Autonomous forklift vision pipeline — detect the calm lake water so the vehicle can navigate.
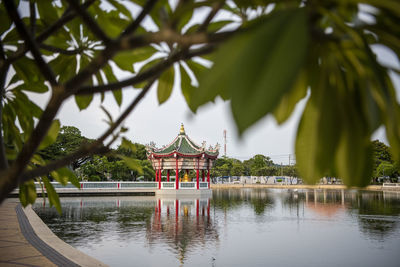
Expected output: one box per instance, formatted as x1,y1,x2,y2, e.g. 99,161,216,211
33,189,400,267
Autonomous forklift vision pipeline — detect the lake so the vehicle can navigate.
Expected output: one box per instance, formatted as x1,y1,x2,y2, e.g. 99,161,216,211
33,188,400,267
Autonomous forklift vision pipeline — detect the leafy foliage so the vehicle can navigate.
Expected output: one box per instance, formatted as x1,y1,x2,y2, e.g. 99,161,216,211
0,0,399,211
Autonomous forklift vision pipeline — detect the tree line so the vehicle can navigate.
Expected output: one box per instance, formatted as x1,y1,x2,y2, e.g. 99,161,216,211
39,126,154,181
42,126,398,183
212,140,400,183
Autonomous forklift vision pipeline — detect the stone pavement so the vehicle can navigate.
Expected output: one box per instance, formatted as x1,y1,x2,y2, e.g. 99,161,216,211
0,198,56,267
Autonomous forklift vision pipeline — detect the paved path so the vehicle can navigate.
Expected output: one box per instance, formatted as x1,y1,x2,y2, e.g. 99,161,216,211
1,199,107,267
0,199,56,267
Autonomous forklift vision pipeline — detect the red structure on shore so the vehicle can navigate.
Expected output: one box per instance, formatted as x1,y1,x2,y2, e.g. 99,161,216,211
146,124,219,190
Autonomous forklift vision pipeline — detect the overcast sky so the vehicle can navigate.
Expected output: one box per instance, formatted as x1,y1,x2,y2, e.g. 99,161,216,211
20,3,400,165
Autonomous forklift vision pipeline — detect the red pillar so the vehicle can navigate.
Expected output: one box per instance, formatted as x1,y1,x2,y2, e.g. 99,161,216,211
158,169,161,189
175,199,179,221
196,169,199,190
196,199,199,217
175,158,179,190
167,170,170,182
207,167,210,189
196,158,199,190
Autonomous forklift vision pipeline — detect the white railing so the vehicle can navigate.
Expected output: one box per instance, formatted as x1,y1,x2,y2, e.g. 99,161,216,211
161,182,175,189
383,183,400,187
31,181,210,190
199,182,208,188
179,182,196,189
34,181,158,190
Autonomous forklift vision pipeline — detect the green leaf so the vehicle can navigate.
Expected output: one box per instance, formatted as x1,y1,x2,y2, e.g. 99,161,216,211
134,58,163,88
175,4,194,32
121,137,137,152
39,120,60,150
31,154,46,165
100,106,113,124
273,71,308,124
195,9,308,134
14,82,49,94
112,89,122,106
90,7,129,38
113,46,157,72
42,176,61,214
103,64,118,83
335,129,373,187
120,155,143,174
295,61,343,184
186,60,208,80
95,71,104,85
295,97,338,184
180,64,196,111
0,5,12,35
43,31,70,50
3,28,20,44
51,168,80,188
108,0,133,19
49,55,77,83
157,66,175,104
19,180,37,207
75,94,93,110
13,57,42,83
37,1,59,25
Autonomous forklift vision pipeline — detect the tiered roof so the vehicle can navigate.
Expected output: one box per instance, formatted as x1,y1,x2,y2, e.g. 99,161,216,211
146,124,219,158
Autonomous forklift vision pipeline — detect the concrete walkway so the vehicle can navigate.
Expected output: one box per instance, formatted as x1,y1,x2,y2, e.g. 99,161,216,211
0,199,55,267
0,199,107,267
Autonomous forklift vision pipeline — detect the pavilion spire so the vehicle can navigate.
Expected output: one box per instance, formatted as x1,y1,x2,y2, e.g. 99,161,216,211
179,123,185,135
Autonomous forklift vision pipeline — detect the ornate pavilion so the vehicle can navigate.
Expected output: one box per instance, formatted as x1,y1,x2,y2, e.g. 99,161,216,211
146,124,219,190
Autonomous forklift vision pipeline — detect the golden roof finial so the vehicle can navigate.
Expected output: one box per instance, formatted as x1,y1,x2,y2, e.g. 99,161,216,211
179,123,185,135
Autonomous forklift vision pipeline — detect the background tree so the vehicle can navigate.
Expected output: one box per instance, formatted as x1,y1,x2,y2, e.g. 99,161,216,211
231,160,244,176
38,126,92,169
0,0,399,210
243,154,274,176
375,162,395,178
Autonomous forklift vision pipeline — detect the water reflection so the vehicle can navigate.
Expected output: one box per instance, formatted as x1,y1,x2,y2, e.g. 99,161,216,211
33,189,400,267
148,197,218,265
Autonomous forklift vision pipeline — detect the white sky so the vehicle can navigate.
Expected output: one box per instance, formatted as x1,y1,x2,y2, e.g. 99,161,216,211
17,3,400,165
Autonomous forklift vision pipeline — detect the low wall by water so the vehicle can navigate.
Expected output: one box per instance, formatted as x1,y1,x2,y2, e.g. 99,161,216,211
210,184,386,191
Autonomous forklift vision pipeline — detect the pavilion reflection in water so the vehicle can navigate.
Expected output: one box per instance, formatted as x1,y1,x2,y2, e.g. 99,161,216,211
147,196,218,265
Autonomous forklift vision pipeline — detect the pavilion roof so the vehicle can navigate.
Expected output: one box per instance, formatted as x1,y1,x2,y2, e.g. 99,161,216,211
146,124,219,158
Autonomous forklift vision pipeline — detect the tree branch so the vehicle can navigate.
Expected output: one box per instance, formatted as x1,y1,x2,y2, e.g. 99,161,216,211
0,41,9,171
119,29,236,51
37,0,96,43
63,0,159,92
20,145,110,183
121,0,158,37
4,0,58,86
6,0,96,65
39,44,82,55
75,45,215,95
197,1,224,32
66,0,111,45
29,1,36,36
99,78,157,143
19,79,156,183
0,87,65,203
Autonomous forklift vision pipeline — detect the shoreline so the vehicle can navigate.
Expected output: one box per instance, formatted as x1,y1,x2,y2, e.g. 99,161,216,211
0,199,108,267
210,184,391,191
22,204,108,267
